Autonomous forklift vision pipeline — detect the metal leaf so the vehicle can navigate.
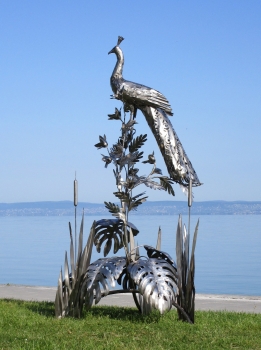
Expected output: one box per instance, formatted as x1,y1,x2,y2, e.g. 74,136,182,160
152,167,162,175
129,195,148,211
143,179,165,191
69,224,75,288
64,252,70,293
77,213,84,264
156,226,161,250
189,219,199,273
138,294,153,316
183,224,189,273
83,256,126,308
78,221,96,277
112,210,126,223
112,233,120,254
103,238,112,257
159,176,175,196
104,201,120,214
185,219,199,321
108,107,121,120
55,269,64,318
94,219,139,256
94,134,108,149
176,215,183,295
135,242,140,260
129,134,147,153
129,227,136,262
128,258,177,314
144,245,177,271
181,224,188,289
116,265,128,287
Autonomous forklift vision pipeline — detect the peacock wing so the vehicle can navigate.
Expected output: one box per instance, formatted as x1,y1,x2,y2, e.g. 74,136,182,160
120,80,173,116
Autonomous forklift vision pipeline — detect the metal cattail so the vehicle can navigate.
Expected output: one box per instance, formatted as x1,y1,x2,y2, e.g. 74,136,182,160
74,176,78,207
188,177,192,241
74,173,78,264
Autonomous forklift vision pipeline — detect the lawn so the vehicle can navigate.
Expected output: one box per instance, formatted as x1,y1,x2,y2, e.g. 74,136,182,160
0,299,260,349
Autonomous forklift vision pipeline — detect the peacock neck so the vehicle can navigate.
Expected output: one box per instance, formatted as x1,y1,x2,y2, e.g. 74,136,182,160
112,46,124,79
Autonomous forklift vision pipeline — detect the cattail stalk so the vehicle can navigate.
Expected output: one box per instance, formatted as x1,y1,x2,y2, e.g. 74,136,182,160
74,174,78,265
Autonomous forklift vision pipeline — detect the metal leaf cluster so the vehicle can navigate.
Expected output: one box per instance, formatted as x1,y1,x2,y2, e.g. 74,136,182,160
141,174,175,196
113,191,148,212
55,212,199,323
118,151,144,167
121,119,137,132
176,215,199,323
55,215,95,318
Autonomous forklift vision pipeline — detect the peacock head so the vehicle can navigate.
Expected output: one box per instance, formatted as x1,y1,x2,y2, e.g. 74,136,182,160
108,36,124,55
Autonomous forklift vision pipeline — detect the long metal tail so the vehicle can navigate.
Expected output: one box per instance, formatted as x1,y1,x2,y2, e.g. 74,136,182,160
140,106,201,187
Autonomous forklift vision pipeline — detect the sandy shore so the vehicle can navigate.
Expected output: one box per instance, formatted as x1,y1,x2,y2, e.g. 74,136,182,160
1,284,261,313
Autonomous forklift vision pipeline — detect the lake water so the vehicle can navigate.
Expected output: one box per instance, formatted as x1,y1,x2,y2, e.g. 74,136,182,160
0,215,260,296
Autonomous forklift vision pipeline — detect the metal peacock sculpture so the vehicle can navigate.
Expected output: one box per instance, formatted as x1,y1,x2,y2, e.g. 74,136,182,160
108,36,201,189
55,37,201,324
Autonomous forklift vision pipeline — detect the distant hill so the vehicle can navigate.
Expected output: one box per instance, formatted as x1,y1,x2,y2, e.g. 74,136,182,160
0,200,261,216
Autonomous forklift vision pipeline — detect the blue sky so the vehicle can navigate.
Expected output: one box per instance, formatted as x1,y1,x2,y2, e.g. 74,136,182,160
1,1,260,203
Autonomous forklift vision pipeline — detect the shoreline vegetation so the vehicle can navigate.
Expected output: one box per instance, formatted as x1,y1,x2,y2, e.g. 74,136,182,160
1,299,261,349
1,200,261,216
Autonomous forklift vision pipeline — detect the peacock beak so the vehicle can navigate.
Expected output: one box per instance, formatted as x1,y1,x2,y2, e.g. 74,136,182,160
108,47,115,55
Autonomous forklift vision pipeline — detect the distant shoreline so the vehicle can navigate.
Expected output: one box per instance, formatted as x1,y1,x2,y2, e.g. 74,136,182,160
1,200,261,216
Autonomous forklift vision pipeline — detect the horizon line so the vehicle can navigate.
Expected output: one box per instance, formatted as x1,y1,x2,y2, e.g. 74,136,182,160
1,199,261,205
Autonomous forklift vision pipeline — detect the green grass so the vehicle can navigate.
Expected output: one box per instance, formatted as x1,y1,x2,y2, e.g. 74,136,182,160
0,299,261,349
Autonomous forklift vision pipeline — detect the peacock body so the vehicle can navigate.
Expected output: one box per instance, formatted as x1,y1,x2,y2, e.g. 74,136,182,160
108,36,201,188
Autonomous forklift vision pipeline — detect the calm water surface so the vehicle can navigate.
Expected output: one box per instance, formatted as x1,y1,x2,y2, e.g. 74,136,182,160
0,215,260,295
